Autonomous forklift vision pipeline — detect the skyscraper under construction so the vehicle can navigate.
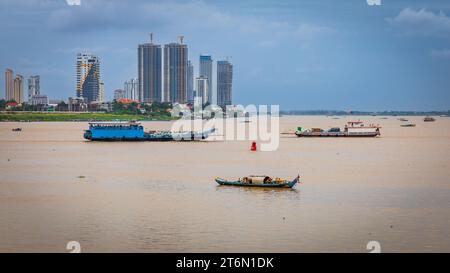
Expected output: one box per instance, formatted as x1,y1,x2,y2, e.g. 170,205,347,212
164,37,188,103
138,34,162,103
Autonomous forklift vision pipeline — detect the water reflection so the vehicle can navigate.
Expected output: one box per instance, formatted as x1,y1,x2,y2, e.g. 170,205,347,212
215,185,301,200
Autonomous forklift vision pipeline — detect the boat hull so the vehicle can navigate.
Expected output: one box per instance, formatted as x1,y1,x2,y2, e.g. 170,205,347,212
84,129,214,142
295,132,380,137
85,136,208,142
215,176,299,188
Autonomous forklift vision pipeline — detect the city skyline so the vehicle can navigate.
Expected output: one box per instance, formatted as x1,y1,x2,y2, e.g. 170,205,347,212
1,0,450,111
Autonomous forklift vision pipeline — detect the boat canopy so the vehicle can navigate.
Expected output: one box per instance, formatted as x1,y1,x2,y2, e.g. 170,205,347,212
348,121,363,125
328,127,341,132
88,121,141,127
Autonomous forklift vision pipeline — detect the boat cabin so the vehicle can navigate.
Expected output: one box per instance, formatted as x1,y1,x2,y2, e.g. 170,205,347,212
85,121,145,140
240,176,284,184
88,121,143,130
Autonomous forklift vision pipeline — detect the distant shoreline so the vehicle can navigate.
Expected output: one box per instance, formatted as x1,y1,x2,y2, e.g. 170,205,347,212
0,112,177,122
0,111,448,122
281,110,450,116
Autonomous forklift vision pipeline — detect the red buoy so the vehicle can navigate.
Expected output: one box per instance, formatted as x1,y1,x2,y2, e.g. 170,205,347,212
251,142,257,151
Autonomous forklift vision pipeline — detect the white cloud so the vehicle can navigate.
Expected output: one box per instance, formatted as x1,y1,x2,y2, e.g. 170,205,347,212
66,0,81,6
387,8,450,37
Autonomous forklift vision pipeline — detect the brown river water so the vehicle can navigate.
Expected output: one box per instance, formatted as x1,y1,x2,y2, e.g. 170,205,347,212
0,116,449,252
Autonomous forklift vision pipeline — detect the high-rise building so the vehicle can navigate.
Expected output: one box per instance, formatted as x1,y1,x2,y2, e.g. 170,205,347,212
28,75,40,102
187,60,194,103
195,76,209,105
217,60,233,108
124,78,139,101
5,69,14,101
199,55,213,104
76,53,101,103
98,81,105,103
114,89,126,101
164,39,188,103
138,35,162,103
68,97,87,112
30,95,49,106
13,75,24,104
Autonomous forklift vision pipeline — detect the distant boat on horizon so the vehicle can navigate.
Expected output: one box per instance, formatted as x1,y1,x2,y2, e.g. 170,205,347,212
401,123,416,127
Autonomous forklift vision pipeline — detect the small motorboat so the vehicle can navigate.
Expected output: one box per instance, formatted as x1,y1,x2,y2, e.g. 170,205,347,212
401,123,416,127
424,116,436,122
399,118,409,122
12,128,22,132
215,175,300,188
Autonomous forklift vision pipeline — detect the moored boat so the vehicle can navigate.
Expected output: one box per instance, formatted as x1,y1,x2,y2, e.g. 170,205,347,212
424,116,436,122
215,175,300,188
295,121,380,137
83,121,215,141
401,123,416,127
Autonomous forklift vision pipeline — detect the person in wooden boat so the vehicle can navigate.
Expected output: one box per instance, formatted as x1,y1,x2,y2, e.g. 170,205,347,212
263,176,273,184
241,177,252,184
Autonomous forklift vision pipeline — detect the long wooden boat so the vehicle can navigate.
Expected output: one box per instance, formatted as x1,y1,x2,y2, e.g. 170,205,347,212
215,175,300,188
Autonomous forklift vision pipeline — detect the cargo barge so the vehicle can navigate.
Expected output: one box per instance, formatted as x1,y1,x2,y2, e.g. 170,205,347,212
295,121,381,137
83,121,215,141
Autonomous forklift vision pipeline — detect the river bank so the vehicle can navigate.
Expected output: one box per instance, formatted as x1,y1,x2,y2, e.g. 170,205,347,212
0,112,176,122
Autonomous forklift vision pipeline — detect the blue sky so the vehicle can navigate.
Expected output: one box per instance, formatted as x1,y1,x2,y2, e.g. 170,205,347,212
1,0,450,111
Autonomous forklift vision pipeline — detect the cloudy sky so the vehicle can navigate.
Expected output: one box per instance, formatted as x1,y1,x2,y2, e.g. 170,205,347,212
1,0,450,111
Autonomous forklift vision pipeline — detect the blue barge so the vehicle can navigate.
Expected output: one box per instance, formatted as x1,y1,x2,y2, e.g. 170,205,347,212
83,121,215,141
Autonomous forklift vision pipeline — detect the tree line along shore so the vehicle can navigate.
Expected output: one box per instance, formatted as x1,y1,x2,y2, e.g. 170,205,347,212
0,112,177,122
0,99,177,122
